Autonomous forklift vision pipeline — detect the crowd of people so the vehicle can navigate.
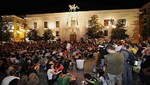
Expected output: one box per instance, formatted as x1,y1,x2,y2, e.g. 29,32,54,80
0,38,150,85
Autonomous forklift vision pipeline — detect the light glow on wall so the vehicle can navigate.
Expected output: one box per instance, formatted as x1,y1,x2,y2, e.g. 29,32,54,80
112,25,116,28
49,23,55,29
106,26,109,28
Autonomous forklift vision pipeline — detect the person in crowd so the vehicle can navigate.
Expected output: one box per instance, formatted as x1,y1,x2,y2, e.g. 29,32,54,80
33,60,41,75
0,57,10,74
99,44,108,69
55,61,64,81
1,69,20,85
81,73,96,85
95,69,107,85
58,69,76,85
27,67,40,85
66,41,72,54
74,53,80,61
141,41,148,48
104,44,125,85
20,58,33,74
118,44,134,85
47,64,62,85
5,65,15,76
10,55,19,65
45,59,54,71
63,58,72,70
94,49,101,72
19,72,28,85
76,56,85,70
140,48,150,85
39,55,48,70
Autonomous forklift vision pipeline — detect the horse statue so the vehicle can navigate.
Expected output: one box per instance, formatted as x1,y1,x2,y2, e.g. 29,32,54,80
69,4,80,12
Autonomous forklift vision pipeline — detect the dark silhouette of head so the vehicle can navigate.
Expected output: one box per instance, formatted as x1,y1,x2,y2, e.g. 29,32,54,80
9,79,19,85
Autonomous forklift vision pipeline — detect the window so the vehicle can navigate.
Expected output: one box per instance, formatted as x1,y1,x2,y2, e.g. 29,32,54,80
88,20,92,26
104,30,108,36
34,22,37,29
104,20,109,26
44,22,48,28
56,31,59,36
56,21,60,28
104,19,114,26
71,20,76,27
118,19,126,27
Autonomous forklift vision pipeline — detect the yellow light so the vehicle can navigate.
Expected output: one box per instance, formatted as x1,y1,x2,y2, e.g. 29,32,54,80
27,30,30,32
112,25,116,28
20,28,25,32
106,26,109,28
17,31,22,34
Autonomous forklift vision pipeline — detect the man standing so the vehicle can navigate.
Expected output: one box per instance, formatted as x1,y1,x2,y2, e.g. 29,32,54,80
104,45,125,85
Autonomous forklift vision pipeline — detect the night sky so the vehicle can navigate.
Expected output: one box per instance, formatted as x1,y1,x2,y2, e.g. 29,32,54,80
0,0,149,15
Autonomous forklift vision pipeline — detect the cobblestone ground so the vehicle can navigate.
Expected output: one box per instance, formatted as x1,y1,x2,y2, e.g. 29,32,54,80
38,57,141,85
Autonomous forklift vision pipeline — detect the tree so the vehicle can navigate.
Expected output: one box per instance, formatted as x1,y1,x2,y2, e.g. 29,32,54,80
141,14,150,40
43,29,55,42
140,3,150,40
27,29,42,41
86,15,104,38
132,16,141,43
0,17,13,41
110,19,129,40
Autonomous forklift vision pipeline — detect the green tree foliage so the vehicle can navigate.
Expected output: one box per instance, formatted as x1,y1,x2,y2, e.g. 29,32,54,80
43,29,55,42
27,29,42,41
86,15,104,38
141,14,150,40
111,19,129,40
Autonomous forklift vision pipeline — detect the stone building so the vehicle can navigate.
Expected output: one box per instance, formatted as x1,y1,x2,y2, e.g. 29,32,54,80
2,15,27,42
25,9,139,41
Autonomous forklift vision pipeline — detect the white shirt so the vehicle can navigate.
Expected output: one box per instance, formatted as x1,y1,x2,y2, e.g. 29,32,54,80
45,52,50,57
1,76,20,85
76,59,85,69
100,76,107,85
66,43,71,50
115,45,122,52
47,69,53,80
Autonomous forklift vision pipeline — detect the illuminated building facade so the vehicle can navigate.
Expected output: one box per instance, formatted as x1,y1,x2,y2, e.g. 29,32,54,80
25,9,139,41
2,15,27,42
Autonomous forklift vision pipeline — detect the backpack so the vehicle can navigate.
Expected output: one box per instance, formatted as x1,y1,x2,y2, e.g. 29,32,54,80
126,50,136,66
